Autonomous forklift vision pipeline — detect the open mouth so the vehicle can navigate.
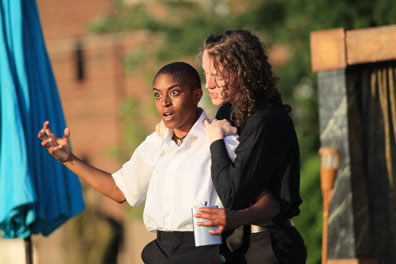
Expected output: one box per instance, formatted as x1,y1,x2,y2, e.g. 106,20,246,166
163,111,175,121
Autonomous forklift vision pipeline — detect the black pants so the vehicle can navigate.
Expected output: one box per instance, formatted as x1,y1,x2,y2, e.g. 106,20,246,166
141,231,225,264
244,230,278,263
223,226,307,264
270,226,307,264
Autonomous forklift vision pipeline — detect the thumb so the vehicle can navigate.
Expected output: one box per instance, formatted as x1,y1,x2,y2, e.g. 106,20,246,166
203,119,211,128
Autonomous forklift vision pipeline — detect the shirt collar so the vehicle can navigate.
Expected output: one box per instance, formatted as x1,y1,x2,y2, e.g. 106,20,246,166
163,108,210,145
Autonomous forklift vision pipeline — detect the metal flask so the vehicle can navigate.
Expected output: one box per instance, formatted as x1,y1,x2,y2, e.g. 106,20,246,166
192,201,222,247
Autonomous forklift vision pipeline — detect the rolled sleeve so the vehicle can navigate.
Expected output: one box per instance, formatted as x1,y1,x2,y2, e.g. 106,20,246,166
112,133,161,206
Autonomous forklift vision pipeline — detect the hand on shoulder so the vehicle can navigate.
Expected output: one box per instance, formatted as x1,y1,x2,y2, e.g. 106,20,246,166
204,119,237,143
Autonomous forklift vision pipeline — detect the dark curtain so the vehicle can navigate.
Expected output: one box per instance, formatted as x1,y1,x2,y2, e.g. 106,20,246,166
347,61,396,264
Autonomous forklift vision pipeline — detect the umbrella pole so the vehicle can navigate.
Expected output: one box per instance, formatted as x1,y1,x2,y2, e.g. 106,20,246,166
24,235,33,264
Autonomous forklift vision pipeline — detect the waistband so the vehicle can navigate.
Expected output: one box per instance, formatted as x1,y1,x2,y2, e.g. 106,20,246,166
251,218,294,233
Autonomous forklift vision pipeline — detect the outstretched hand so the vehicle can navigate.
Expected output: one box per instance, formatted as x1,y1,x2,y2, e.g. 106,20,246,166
37,121,71,163
194,207,241,235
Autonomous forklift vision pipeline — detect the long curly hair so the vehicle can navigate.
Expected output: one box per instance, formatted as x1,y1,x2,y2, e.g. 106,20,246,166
201,29,288,127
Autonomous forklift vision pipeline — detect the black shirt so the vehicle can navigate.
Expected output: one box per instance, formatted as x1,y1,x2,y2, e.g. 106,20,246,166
211,102,302,220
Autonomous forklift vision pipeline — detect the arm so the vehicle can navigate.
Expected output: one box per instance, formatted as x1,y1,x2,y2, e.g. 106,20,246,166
206,108,294,210
194,189,280,235
38,121,126,203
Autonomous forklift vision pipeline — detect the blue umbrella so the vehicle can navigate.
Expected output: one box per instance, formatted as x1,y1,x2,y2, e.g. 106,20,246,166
0,0,85,245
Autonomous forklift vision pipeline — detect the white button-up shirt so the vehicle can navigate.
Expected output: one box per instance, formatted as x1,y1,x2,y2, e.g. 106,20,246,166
112,110,238,232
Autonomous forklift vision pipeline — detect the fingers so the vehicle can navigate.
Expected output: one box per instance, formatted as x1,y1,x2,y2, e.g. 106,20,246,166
41,120,52,136
209,228,223,235
63,127,70,138
155,123,160,136
155,120,167,137
42,120,50,135
41,138,52,147
48,145,63,156
194,208,226,234
194,213,215,220
37,128,46,140
218,120,237,136
196,220,216,226
43,120,49,130
38,121,50,140
194,208,226,221
195,220,225,235
198,207,225,214
196,219,225,228
45,125,54,137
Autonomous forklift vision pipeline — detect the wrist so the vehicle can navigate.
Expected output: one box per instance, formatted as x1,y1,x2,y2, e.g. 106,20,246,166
227,209,244,229
62,152,74,164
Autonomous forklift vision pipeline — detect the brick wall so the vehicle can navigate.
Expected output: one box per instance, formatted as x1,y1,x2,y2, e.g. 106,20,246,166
37,0,112,41
34,2,157,263
45,32,157,173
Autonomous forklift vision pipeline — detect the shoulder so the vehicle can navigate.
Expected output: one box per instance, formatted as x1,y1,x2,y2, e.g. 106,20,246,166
136,131,163,156
140,131,162,145
243,103,294,134
249,103,287,124
215,103,232,120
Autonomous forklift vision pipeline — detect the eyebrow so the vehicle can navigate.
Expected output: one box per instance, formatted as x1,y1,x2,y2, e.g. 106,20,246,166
153,84,181,91
203,71,220,77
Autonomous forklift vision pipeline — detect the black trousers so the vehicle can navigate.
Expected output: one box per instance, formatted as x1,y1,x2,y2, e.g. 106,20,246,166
141,231,225,264
223,226,307,264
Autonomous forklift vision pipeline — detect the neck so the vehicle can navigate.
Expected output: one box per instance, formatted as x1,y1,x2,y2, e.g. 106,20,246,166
173,133,187,146
172,108,201,138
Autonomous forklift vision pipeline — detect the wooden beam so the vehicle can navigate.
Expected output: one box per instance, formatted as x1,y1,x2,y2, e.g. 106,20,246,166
310,28,346,72
346,25,396,65
327,259,378,264
310,24,396,72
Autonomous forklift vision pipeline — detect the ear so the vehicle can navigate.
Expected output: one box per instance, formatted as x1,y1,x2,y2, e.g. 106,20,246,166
193,89,203,105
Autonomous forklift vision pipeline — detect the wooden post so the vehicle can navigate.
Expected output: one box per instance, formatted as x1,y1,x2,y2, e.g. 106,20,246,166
24,235,33,264
319,147,340,264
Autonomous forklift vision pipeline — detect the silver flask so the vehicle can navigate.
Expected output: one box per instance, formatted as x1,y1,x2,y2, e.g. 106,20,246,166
192,201,222,247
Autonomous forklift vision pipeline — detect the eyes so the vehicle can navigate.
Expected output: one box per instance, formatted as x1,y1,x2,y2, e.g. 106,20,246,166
204,71,224,82
153,89,181,99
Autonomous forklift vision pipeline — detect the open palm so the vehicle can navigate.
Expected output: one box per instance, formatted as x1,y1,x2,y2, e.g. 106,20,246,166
38,121,71,162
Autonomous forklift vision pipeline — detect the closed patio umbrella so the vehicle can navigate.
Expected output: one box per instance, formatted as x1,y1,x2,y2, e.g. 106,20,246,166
0,0,85,261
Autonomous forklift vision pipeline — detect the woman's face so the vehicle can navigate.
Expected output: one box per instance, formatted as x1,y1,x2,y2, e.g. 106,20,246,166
153,73,202,137
202,49,238,106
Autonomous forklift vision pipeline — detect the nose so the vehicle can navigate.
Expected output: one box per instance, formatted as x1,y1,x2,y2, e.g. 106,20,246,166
205,75,215,90
161,94,172,107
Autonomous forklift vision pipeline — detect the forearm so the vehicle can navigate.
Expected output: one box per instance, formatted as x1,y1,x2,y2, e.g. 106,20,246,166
63,154,125,203
195,192,280,233
236,193,280,226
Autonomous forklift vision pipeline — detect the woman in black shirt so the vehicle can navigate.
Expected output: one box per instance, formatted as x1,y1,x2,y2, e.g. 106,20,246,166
197,30,307,263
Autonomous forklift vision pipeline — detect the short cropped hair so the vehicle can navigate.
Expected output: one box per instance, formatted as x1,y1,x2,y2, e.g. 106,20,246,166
153,62,201,90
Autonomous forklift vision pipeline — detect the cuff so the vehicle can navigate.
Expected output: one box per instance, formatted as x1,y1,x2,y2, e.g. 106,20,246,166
210,139,231,165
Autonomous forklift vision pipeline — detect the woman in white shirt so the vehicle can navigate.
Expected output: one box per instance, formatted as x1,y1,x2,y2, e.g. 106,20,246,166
38,62,239,263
